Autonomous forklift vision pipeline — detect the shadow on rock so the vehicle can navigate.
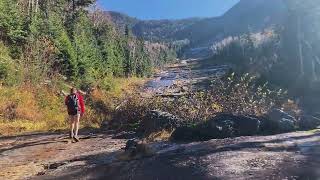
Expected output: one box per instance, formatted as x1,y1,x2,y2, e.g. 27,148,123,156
171,113,262,142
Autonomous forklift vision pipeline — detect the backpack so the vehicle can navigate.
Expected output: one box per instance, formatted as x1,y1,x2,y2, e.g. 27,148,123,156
67,94,79,114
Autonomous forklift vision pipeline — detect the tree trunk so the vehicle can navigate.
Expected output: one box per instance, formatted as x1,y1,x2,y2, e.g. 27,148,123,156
35,0,39,13
72,0,75,12
297,15,304,76
31,0,34,13
28,0,31,15
311,59,317,81
304,40,320,81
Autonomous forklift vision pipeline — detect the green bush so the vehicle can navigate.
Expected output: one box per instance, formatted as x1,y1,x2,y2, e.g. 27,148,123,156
0,43,22,86
112,73,288,130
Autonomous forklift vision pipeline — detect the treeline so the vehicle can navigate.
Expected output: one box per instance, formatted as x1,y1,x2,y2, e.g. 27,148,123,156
210,30,280,76
0,0,176,89
211,0,320,89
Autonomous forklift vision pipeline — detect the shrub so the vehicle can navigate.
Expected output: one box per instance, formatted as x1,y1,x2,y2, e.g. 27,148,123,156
111,73,288,130
0,43,22,86
208,72,287,116
0,85,67,135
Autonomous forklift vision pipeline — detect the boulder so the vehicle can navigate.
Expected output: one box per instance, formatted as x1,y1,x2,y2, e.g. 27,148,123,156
265,109,296,133
209,114,261,137
139,110,183,136
118,139,156,160
170,126,203,142
124,139,139,151
267,109,296,122
172,113,262,142
101,120,109,130
278,118,296,132
298,115,320,130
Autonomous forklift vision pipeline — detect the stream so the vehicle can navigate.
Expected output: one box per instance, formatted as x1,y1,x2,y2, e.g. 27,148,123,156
144,59,230,95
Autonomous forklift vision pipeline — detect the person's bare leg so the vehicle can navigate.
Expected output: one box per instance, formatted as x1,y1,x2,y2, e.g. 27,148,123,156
70,116,75,139
74,114,80,141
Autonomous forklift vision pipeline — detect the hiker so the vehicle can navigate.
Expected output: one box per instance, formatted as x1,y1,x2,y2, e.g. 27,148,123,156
65,87,85,142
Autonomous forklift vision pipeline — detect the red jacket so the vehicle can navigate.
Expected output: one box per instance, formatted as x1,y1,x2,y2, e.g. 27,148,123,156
77,92,85,115
65,92,85,115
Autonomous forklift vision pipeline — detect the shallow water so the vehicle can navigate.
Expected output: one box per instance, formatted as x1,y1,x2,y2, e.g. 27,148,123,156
146,79,175,89
144,60,229,93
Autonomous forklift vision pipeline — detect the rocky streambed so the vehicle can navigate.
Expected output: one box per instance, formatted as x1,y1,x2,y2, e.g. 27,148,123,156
144,59,229,97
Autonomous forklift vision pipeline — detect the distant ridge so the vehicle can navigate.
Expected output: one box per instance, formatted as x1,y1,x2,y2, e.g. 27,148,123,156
107,0,288,49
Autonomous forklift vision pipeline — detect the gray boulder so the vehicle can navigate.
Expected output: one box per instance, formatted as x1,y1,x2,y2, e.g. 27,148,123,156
139,110,183,136
266,109,296,133
172,113,262,141
268,109,295,121
120,139,155,160
278,118,295,132
212,114,261,137
299,115,320,130
101,120,109,130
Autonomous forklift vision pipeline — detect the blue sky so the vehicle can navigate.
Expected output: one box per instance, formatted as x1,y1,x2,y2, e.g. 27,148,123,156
98,0,240,20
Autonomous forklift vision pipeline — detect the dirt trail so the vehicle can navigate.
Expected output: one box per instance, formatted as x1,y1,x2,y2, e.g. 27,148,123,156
0,130,320,180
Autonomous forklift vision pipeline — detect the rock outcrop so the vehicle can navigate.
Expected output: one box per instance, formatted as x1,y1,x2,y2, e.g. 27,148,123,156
101,120,109,130
139,110,183,136
264,109,296,133
20,130,320,180
117,139,156,160
299,115,320,130
172,113,261,141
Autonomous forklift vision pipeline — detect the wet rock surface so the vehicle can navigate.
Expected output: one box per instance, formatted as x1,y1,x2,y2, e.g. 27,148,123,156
0,130,320,180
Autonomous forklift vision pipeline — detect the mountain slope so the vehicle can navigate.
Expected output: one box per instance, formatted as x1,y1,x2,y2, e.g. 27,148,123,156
107,0,288,55
173,0,288,47
104,11,139,32
107,11,202,42
132,18,201,42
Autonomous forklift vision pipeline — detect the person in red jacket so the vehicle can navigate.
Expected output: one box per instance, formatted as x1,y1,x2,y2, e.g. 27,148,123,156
65,87,85,142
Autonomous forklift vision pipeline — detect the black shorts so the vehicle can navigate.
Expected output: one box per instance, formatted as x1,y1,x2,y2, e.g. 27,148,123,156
68,110,80,116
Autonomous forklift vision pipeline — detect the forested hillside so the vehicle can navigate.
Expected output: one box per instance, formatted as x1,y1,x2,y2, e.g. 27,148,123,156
106,11,201,43
0,0,177,134
0,0,176,88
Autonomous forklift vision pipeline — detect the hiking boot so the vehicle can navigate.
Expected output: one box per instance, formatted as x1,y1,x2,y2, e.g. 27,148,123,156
74,136,80,142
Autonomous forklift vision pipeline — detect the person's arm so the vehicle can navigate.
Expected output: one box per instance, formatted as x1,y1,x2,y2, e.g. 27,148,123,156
65,96,68,106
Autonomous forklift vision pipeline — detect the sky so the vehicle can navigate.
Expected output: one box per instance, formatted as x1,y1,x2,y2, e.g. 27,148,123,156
98,0,240,20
